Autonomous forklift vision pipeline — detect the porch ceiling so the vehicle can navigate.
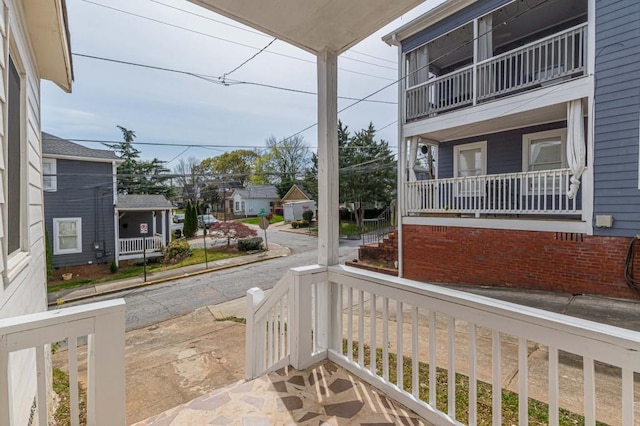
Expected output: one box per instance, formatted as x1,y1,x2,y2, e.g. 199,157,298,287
188,0,426,54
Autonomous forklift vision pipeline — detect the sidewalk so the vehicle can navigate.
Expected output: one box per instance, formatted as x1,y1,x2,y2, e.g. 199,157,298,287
48,243,290,306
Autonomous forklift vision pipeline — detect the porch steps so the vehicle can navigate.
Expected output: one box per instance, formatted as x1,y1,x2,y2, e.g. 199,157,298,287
132,360,431,425
356,229,398,268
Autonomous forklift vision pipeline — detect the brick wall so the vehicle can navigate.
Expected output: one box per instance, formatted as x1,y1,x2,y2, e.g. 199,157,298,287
358,230,399,267
402,225,640,299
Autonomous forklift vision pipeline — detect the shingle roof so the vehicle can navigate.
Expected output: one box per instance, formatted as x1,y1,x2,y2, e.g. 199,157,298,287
232,185,280,199
42,132,120,161
116,194,172,209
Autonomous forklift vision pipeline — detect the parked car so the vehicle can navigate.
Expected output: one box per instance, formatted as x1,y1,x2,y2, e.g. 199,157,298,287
198,214,218,227
172,213,185,223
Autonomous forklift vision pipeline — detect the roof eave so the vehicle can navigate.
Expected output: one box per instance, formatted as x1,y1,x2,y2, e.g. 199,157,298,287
23,0,74,92
382,0,476,47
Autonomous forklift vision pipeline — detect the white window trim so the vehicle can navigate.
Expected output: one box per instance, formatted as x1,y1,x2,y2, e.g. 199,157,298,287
522,128,567,172
453,141,487,177
42,158,57,191
53,218,82,255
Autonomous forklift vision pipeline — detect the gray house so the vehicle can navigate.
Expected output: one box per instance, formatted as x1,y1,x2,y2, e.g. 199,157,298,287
43,134,174,268
43,133,122,267
382,0,640,299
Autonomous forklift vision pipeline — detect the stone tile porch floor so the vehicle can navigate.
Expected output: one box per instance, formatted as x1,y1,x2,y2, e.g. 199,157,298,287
132,361,432,425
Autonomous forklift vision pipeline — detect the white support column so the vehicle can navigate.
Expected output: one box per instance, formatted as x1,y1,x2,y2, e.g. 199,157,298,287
113,210,120,267
396,41,405,278
161,210,167,244
317,49,339,266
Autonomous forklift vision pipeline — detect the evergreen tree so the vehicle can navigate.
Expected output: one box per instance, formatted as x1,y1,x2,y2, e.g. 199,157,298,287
183,202,196,238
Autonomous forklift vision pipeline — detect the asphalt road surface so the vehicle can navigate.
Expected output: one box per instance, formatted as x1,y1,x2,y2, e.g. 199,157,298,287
67,227,361,331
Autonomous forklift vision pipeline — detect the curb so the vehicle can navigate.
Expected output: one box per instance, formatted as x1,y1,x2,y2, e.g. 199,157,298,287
48,248,291,306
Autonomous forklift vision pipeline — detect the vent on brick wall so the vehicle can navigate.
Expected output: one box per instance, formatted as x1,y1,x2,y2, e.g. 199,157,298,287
555,232,584,242
430,226,448,233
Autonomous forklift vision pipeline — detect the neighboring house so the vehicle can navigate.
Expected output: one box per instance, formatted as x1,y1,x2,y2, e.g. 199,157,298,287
281,184,313,203
115,194,172,265
229,185,280,217
281,184,316,222
0,0,73,424
42,133,122,268
382,0,640,299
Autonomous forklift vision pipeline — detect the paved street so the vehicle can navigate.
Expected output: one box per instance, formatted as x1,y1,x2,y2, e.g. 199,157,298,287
65,226,360,331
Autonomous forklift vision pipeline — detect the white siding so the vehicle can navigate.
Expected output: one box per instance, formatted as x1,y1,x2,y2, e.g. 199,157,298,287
0,0,49,424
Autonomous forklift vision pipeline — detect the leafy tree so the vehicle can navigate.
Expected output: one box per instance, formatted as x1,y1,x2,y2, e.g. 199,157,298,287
305,121,395,226
200,150,259,185
201,182,221,210
275,176,297,199
183,201,197,238
104,126,174,198
209,221,257,247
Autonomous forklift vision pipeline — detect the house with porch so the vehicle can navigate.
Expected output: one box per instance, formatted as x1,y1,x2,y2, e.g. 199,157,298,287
2,1,640,425
115,194,172,265
229,185,280,217
382,0,640,300
42,133,122,268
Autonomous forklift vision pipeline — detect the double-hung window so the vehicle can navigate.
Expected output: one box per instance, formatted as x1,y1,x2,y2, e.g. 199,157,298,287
453,141,487,197
53,218,82,255
7,56,22,257
523,129,567,192
42,158,57,191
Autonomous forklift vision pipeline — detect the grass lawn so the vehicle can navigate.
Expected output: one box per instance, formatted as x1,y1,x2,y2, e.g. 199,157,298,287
340,222,361,236
349,342,606,426
47,248,241,293
238,215,284,225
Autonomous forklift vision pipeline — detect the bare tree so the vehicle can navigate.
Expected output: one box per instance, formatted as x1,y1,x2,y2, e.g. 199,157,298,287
264,135,310,184
173,157,202,203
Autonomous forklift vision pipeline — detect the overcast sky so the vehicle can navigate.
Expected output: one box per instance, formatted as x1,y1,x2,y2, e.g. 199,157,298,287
41,0,443,166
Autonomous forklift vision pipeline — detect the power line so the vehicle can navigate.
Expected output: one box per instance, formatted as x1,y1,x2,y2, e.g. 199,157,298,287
72,53,396,105
220,38,277,80
81,0,395,81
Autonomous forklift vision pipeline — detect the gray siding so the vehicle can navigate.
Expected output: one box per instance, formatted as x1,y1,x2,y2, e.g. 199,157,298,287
44,159,116,267
438,122,567,178
402,0,512,52
593,0,640,237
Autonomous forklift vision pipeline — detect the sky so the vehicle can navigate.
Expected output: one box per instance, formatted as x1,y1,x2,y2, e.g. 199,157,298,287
41,0,444,167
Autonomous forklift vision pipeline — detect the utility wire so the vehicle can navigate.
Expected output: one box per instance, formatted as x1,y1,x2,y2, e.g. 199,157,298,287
72,53,396,105
220,38,277,81
81,0,395,81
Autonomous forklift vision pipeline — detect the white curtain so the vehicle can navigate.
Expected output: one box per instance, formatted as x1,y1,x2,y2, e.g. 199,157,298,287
567,99,586,199
478,15,493,61
408,137,419,181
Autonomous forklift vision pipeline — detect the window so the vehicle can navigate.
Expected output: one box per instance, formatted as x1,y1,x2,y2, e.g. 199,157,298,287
406,45,429,88
235,201,240,211
42,158,57,191
454,141,487,178
53,218,82,255
522,129,567,172
7,56,22,255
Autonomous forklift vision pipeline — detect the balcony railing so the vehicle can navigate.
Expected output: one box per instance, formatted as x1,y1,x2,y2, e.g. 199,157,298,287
0,300,126,426
247,265,640,425
404,168,581,216
119,234,164,255
405,23,587,122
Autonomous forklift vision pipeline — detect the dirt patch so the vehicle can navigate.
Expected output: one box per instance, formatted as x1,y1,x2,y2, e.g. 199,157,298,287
48,263,114,287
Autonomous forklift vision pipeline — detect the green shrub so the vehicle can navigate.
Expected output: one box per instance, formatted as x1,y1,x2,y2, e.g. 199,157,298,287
183,201,197,238
291,221,299,229
299,219,309,228
237,237,263,251
45,230,54,281
302,210,313,222
163,239,192,264
109,260,118,273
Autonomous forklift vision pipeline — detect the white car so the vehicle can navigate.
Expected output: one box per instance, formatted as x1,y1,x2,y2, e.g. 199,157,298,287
197,215,218,227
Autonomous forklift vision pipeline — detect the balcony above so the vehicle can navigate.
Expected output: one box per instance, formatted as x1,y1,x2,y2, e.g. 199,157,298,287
405,24,588,124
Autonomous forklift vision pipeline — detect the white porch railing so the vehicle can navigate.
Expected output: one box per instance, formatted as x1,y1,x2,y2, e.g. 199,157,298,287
119,234,164,255
404,168,581,216
248,265,640,425
405,24,587,122
406,65,474,120
0,299,126,426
